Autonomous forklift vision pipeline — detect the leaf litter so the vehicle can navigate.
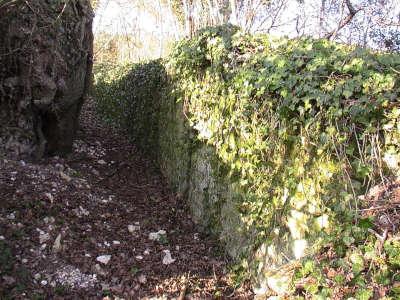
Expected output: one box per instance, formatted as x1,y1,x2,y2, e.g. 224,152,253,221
0,99,252,299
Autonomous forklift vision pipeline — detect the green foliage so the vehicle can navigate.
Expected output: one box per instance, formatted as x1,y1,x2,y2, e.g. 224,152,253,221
129,266,140,276
54,284,69,296
93,60,167,155
384,239,400,268
94,24,400,297
292,220,400,298
168,24,400,243
0,241,13,274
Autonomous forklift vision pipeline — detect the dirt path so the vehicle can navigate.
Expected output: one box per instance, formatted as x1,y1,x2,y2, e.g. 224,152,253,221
0,100,252,299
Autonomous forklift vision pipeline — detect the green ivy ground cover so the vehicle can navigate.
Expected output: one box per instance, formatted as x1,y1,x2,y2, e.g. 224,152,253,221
94,25,400,298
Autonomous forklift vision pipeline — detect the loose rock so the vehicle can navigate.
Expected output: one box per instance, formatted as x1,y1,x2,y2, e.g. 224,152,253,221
149,230,166,241
162,250,176,265
128,225,140,233
53,233,62,253
138,274,147,284
39,232,50,244
96,255,111,265
3,276,16,286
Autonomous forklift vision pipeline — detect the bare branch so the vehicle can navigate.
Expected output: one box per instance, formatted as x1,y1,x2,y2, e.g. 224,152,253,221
324,0,362,40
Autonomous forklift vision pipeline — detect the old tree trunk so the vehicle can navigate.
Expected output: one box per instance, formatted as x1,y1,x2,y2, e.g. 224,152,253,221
0,0,93,158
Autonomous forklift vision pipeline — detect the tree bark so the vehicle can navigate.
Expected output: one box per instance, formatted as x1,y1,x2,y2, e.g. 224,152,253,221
230,0,239,25
0,0,94,158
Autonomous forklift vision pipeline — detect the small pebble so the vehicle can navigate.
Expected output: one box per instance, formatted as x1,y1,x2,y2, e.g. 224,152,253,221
3,275,16,285
7,213,15,220
149,230,166,241
162,250,176,265
39,232,50,244
138,274,147,284
44,193,54,203
96,255,111,265
128,225,140,233
59,171,72,182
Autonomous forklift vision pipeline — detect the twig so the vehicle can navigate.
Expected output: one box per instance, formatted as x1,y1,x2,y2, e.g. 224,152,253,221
368,227,388,242
325,0,362,40
361,205,392,212
390,67,400,75
96,169,120,183
178,284,188,300
55,0,69,22
0,0,18,9
24,0,36,14
385,212,396,232
178,275,189,300
378,228,389,253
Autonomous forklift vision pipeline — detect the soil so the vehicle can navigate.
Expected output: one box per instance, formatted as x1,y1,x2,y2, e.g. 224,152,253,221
0,99,253,299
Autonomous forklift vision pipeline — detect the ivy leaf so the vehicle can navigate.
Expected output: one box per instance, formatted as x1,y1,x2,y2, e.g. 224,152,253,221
342,236,355,247
343,89,353,99
358,217,373,229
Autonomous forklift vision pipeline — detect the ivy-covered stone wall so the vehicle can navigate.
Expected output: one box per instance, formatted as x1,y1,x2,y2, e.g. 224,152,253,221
94,25,400,298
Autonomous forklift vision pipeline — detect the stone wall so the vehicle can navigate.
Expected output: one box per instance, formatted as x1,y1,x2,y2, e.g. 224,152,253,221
157,99,249,259
94,28,400,296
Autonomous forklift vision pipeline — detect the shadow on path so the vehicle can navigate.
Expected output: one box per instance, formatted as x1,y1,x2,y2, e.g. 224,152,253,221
0,99,252,299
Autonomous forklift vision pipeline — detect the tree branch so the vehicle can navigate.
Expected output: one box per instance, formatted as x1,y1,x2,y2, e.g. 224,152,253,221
325,0,361,40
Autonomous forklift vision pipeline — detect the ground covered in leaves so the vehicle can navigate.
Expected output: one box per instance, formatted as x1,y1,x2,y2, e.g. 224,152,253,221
0,100,252,299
